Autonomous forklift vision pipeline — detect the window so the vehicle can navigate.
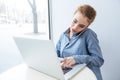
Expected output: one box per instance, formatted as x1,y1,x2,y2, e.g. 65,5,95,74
0,0,51,39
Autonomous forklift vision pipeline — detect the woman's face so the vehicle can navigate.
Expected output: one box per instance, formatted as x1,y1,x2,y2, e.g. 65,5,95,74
70,12,89,34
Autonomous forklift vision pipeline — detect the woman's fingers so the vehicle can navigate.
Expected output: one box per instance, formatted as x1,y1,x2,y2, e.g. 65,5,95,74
61,57,75,69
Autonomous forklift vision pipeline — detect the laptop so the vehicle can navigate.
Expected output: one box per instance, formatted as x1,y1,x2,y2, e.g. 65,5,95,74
13,37,86,80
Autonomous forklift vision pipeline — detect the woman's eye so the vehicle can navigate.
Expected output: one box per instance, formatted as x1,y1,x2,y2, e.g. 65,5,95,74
79,24,85,28
73,20,77,23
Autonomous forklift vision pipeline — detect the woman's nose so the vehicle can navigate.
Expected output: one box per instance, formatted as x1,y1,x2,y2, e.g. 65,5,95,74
73,24,78,29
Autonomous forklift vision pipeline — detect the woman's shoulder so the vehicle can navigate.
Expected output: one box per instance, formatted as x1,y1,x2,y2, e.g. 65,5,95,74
58,32,67,40
84,28,97,36
86,28,96,33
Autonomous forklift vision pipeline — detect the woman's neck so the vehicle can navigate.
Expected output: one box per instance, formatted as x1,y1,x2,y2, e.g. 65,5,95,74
69,32,73,39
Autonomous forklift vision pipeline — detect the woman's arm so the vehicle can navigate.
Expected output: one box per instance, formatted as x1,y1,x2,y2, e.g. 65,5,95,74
73,30,104,67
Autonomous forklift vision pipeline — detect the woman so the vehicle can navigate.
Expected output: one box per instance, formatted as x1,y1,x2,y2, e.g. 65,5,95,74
56,4,104,80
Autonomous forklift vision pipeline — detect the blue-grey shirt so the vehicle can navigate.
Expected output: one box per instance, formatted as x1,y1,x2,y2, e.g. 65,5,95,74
56,28,104,80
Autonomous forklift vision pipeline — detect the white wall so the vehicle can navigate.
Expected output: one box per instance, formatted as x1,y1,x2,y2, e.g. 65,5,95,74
0,26,23,73
0,25,49,73
51,0,120,80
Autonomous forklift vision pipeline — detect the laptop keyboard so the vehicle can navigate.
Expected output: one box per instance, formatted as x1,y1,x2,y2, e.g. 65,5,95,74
62,68,72,74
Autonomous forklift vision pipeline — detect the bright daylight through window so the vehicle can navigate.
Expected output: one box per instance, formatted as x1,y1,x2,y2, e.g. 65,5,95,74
0,0,50,39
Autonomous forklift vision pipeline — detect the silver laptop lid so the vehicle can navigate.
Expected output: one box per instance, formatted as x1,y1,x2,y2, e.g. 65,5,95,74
13,37,65,80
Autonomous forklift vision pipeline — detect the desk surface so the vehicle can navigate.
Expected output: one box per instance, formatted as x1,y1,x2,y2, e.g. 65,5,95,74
0,63,97,80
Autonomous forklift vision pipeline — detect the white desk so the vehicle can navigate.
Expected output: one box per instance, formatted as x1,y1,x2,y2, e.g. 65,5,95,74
0,63,97,80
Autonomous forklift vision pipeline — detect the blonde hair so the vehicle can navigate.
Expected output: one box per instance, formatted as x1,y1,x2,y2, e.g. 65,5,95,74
74,4,96,24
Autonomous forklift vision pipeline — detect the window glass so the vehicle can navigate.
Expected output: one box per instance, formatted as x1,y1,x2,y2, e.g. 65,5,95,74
0,0,50,39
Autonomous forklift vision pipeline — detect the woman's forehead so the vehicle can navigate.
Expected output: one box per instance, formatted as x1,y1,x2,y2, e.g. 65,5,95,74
73,12,89,25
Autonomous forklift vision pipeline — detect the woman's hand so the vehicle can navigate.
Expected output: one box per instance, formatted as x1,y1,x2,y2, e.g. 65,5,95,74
60,57,76,69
